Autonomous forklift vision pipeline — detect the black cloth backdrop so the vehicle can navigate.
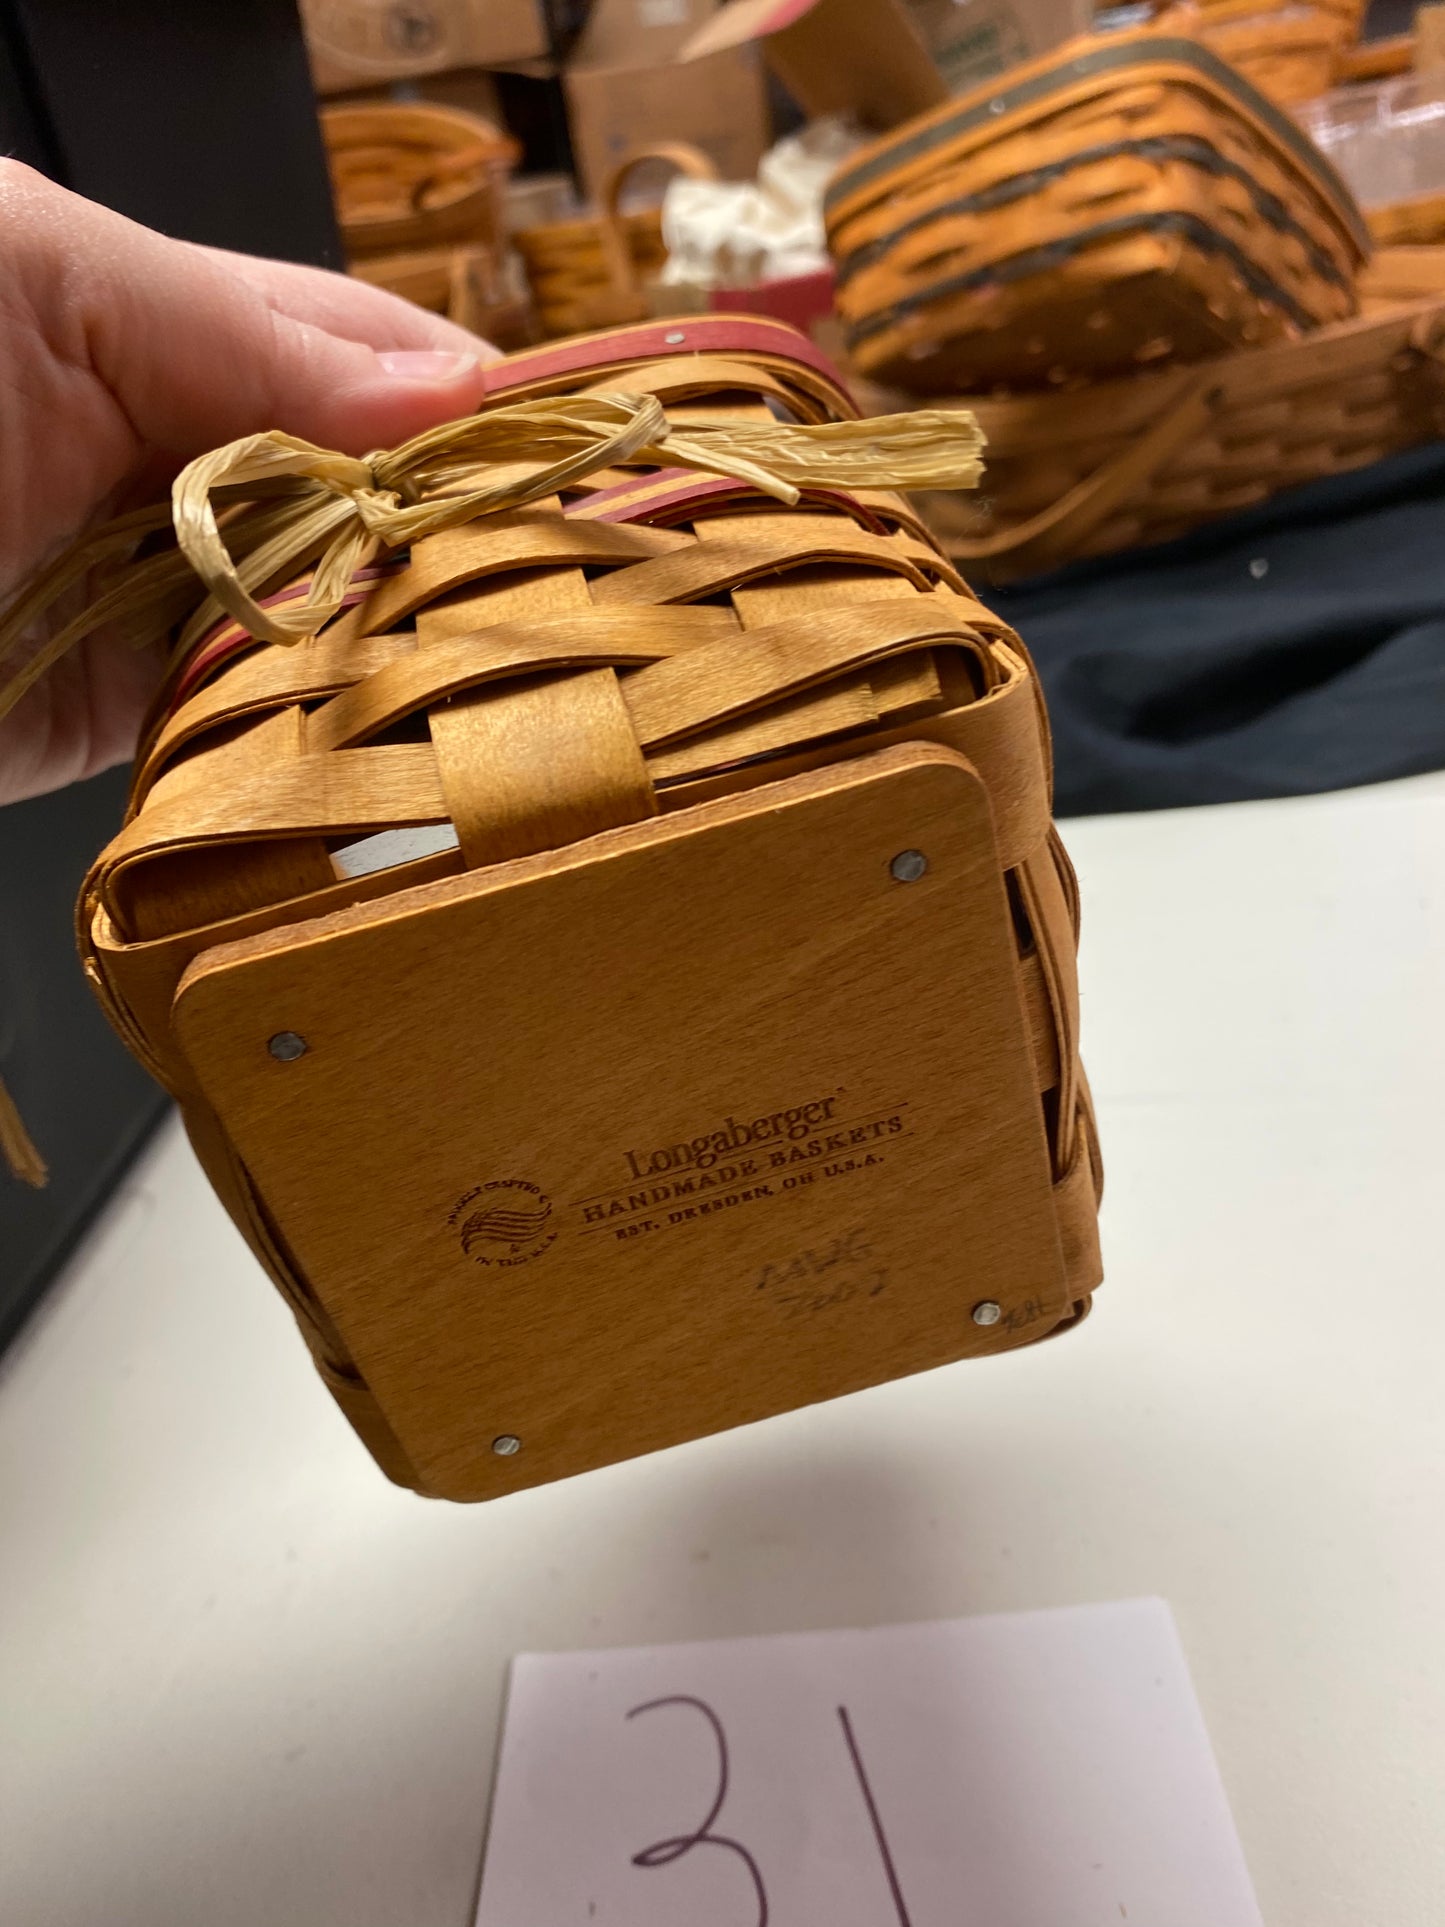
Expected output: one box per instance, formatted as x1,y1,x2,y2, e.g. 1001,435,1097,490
990,443,1445,816
0,0,336,1350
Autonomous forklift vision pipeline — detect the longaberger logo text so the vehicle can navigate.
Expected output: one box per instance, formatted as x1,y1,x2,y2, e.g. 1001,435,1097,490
624,1096,841,1180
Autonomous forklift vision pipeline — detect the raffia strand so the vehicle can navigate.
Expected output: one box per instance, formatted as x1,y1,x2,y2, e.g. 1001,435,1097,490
0,1072,47,1188
0,391,984,724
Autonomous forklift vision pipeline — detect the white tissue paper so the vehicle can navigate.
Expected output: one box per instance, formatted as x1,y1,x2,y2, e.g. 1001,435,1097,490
658,118,863,291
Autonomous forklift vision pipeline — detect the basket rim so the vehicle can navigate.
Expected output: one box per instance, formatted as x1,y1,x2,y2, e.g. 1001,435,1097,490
478,314,853,401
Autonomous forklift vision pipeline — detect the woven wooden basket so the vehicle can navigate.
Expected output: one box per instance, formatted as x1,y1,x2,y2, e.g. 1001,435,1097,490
1182,6,1348,106
1359,241,1445,301
1366,192,1445,249
1332,32,1414,83
874,290,1445,579
77,317,1100,1501
321,99,517,258
826,31,1369,392
514,143,718,340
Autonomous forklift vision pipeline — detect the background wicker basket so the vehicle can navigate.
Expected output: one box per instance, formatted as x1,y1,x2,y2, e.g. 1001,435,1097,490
825,31,1369,392
514,143,718,340
1366,191,1445,247
1332,32,1414,82
320,99,517,258
867,290,1445,578
1180,6,1349,106
1359,240,1445,301
78,317,1101,1499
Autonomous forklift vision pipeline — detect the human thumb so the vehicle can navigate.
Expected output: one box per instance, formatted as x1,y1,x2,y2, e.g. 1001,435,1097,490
98,263,492,459
6,165,494,461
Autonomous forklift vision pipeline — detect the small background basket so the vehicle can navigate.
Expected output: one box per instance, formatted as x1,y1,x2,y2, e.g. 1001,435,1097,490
825,31,1369,393
1367,192,1445,246
320,99,517,259
1359,240,1445,300
1180,6,1348,104
865,286,1445,579
514,144,719,340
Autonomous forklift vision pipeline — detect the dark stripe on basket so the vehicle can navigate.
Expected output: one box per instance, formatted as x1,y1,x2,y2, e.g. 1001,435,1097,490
833,134,1353,294
824,35,1370,254
843,208,1325,347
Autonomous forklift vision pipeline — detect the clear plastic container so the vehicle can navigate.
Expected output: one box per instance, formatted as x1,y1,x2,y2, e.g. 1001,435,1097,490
1297,72,1445,209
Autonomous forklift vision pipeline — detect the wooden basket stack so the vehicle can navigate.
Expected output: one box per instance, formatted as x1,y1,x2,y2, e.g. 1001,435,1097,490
321,100,529,345
1132,0,1393,93
77,317,1101,1500
826,30,1445,578
513,144,718,339
1160,0,1360,106
825,32,1368,393
1367,193,1445,247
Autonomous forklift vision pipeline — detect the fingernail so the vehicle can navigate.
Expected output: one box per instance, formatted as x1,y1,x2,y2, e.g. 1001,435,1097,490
377,349,478,383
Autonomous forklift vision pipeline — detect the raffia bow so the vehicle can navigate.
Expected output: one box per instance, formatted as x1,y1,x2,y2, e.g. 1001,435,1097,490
0,390,984,725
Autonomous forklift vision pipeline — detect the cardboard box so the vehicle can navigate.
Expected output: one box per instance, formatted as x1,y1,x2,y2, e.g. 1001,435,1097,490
326,66,509,119
301,0,550,94
682,0,1089,127
907,0,1091,95
564,0,770,202
682,0,945,127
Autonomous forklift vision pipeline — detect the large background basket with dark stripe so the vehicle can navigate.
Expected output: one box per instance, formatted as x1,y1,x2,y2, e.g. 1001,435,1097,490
825,33,1369,392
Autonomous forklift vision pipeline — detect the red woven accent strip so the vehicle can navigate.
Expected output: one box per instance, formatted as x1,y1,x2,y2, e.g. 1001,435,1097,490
480,315,852,403
563,472,740,522
168,562,405,710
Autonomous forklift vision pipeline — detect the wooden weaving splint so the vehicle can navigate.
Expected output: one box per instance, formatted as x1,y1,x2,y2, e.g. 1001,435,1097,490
826,31,1369,392
68,319,1101,1501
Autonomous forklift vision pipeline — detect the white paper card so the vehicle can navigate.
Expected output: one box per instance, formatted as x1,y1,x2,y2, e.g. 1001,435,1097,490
475,1597,1262,1927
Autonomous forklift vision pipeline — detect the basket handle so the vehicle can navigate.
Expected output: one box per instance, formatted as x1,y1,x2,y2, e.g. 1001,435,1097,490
597,142,721,299
945,375,1221,573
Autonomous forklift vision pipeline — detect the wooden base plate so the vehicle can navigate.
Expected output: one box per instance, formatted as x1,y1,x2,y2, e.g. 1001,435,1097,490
173,745,1065,1499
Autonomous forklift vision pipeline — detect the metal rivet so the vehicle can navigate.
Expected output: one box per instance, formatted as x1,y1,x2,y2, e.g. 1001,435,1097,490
972,1300,1003,1327
664,330,686,344
1249,557,1268,579
492,1434,522,1457
989,98,1005,114
890,849,928,883
267,1031,308,1062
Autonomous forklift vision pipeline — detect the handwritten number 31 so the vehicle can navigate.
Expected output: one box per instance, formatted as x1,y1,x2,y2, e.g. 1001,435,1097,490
626,1695,913,1925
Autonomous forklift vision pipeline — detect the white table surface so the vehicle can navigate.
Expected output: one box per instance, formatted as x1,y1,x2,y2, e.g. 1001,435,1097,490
3,772,1443,1927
